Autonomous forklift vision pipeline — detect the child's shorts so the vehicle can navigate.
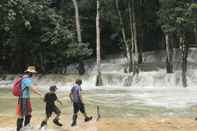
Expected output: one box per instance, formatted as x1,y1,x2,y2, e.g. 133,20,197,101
46,105,61,118
73,102,85,114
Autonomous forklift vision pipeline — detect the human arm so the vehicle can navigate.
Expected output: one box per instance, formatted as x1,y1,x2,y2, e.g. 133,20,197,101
78,87,84,104
23,78,42,97
69,92,74,103
79,93,84,104
55,94,63,105
31,86,42,97
57,99,63,105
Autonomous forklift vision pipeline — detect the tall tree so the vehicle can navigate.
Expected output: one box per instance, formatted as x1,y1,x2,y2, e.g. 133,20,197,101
71,0,82,43
115,0,139,74
165,33,173,73
130,0,139,75
158,0,175,73
96,0,103,86
191,1,197,44
115,0,132,72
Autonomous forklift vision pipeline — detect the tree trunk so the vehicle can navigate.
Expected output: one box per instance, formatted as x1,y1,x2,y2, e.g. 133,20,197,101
129,0,139,75
165,33,173,73
71,0,82,43
71,0,86,75
180,35,188,87
133,0,139,75
194,24,197,44
136,0,144,64
77,60,85,75
115,0,132,73
39,53,46,73
138,32,143,64
96,0,103,86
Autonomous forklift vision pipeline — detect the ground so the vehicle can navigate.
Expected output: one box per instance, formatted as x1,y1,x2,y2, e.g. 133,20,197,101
1,115,197,131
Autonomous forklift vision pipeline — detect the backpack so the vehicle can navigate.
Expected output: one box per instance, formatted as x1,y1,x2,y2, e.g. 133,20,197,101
12,77,23,96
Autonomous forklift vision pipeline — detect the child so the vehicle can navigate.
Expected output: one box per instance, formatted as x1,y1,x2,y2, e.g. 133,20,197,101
40,85,63,128
69,79,92,126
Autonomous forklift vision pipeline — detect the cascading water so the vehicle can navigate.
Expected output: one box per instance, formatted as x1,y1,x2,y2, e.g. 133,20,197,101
84,48,197,88
1,48,197,88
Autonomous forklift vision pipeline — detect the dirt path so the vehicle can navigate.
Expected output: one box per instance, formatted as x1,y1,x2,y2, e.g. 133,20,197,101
1,115,197,131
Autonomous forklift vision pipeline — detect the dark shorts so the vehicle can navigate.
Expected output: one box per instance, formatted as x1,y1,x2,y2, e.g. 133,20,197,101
46,105,61,118
73,102,85,114
16,98,32,116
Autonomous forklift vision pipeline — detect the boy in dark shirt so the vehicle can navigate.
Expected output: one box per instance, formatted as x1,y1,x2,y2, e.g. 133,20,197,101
40,85,63,128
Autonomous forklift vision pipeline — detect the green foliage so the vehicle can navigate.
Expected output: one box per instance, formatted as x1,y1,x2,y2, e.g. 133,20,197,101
0,0,196,73
158,0,197,34
0,0,92,73
66,42,93,58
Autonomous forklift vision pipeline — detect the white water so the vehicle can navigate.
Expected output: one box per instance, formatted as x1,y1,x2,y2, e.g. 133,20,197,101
1,49,197,88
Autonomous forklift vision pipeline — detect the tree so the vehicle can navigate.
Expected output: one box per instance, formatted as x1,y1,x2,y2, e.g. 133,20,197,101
71,0,86,75
191,1,197,44
0,0,92,73
158,0,197,87
130,0,139,75
96,0,103,86
115,0,139,75
71,0,82,43
115,0,132,72
158,0,175,73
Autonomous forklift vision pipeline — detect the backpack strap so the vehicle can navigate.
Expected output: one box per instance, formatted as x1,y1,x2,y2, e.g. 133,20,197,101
19,76,29,97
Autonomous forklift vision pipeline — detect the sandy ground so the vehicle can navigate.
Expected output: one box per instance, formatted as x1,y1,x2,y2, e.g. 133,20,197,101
1,115,197,131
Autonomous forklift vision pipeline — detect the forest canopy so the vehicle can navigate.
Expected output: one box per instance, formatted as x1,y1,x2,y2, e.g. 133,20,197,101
0,0,196,74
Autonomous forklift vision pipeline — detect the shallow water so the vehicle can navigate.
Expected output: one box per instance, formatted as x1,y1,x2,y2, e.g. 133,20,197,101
1,87,197,118
1,87,197,131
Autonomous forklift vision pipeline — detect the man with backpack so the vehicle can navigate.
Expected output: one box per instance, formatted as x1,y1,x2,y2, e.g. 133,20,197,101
15,66,42,131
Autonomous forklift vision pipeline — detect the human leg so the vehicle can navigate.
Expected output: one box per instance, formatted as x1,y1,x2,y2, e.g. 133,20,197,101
71,103,79,126
40,116,49,129
16,117,24,131
23,99,32,126
71,113,78,126
24,115,32,126
53,106,62,126
79,103,92,122
40,106,52,128
16,99,24,131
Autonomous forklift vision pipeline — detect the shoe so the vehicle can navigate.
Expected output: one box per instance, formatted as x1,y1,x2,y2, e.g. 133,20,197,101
71,121,76,127
53,119,63,127
22,124,33,131
84,116,93,122
40,121,47,129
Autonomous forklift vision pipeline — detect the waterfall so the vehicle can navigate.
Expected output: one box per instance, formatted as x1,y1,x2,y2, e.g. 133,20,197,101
1,48,197,89
86,48,197,88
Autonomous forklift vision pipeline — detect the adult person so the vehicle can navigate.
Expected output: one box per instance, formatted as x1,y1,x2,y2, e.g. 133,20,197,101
69,79,92,126
16,66,42,131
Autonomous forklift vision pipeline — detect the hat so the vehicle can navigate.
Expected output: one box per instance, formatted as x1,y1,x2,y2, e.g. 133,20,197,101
50,85,57,91
24,66,37,73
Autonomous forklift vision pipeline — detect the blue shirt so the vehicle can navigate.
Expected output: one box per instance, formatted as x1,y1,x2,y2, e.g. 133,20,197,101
21,75,33,98
71,84,82,103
